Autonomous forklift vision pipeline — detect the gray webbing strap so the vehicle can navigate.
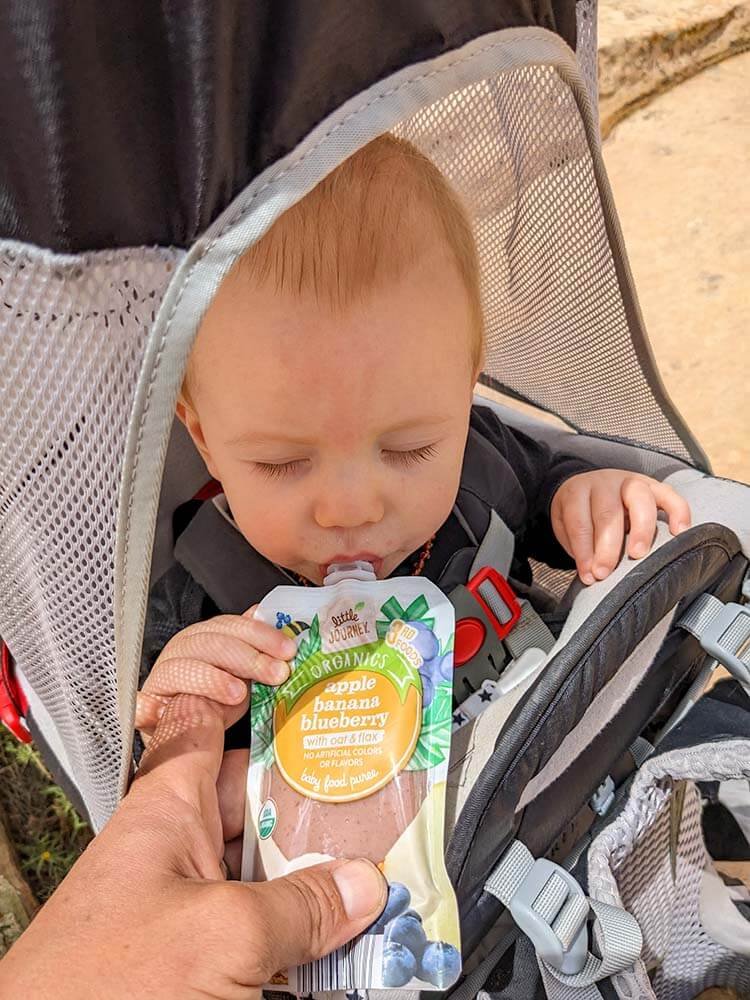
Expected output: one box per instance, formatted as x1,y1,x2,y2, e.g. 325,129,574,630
485,840,642,999
505,599,556,657
678,593,750,694
470,509,516,580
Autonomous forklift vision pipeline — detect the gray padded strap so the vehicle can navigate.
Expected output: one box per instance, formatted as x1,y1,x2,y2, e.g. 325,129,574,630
678,592,750,693
485,840,642,998
470,509,516,579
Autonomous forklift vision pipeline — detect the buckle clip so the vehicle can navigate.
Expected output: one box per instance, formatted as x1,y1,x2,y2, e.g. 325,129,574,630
698,602,750,687
466,568,521,640
509,858,589,975
1,641,32,744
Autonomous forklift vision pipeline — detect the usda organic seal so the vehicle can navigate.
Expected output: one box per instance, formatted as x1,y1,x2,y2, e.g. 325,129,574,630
258,798,277,839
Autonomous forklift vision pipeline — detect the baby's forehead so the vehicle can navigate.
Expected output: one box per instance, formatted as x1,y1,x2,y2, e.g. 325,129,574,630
188,134,483,390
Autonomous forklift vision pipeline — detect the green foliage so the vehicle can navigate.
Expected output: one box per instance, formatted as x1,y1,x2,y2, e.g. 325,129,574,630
0,729,91,901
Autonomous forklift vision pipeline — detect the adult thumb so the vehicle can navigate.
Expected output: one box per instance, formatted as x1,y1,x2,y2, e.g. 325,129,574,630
243,859,386,976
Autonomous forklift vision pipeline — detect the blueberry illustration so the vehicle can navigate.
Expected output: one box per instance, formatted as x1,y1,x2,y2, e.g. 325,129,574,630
385,914,427,961
408,621,439,663
419,672,434,708
419,941,462,989
369,881,411,932
437,653,454,683
382,942,417,988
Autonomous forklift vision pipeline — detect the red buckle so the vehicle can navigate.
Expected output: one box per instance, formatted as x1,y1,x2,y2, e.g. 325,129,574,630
1,641,32,743
466,567,522,641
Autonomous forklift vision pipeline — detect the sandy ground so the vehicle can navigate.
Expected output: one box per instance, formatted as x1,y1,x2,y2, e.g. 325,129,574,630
602,52,750,483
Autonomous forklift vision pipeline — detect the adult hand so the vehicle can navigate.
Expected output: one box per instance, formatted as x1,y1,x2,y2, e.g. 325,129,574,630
0,695,386,998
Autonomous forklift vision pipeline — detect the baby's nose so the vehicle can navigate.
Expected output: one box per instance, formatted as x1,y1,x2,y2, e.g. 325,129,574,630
313,481,385,530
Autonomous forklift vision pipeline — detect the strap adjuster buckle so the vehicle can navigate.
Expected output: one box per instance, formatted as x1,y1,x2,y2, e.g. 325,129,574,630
1,641,31,744
466,567,521,641
698,601,750,687
509,858,589,975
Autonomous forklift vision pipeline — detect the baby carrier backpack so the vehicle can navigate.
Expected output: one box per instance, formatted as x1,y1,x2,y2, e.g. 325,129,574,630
0,3,748,998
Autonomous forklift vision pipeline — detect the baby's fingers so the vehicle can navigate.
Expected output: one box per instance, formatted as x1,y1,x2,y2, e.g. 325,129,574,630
164,631,290,687
180,612,296,663
135,690,169,737
652,482,691,536
554,481,595,583
621,477,658,559
145,657,249,707
590,483,625,580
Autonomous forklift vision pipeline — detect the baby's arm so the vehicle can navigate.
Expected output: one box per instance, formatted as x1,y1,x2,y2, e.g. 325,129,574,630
136,607,296,740
551,469,691,584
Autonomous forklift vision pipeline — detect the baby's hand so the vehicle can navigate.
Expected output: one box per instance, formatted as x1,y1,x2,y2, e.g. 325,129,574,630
551,470,691,585
136,606,296,740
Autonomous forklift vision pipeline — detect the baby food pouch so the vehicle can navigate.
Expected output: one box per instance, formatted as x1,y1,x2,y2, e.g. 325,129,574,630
242,561,461,993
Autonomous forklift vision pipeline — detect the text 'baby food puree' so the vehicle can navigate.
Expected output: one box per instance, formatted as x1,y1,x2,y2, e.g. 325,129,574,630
242,561,461,993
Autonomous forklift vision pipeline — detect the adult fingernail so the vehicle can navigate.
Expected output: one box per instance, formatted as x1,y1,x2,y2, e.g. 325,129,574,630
156,703,167,719
281,639,296,658
228,679,247,700
676,521,689,533
593,564,609,579
332,860,384,920
272,660,290,684
632,542,647,558
581,571,595,586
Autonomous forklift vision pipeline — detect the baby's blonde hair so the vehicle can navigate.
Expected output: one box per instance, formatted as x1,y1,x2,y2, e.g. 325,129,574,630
186,135,483,398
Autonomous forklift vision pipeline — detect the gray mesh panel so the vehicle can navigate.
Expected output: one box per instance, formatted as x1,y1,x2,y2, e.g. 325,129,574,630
0,244,182,829
575,0,599,118
396,64,693,462
588,742,750,1000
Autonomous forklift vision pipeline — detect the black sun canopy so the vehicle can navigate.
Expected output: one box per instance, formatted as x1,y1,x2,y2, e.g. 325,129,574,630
0,0,577,252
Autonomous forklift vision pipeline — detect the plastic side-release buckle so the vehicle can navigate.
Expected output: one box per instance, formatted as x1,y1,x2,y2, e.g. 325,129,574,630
589,775,616,817
698,601,750,688
0,641,32,743
509,858,589,975
466,567,522,641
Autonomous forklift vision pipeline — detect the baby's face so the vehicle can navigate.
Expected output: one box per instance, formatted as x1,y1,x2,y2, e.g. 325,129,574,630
182,244,477,585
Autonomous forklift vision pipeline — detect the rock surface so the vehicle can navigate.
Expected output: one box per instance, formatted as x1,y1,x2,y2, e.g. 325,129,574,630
599,0,750,137
603,52,750,482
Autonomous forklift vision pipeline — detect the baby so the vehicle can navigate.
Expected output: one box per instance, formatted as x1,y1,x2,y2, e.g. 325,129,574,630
137,135,690,739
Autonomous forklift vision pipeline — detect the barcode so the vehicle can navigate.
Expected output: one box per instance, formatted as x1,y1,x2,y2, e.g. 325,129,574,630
292,933,382,992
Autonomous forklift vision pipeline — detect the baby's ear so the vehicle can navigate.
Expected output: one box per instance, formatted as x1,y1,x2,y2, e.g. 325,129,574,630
176,396,219,479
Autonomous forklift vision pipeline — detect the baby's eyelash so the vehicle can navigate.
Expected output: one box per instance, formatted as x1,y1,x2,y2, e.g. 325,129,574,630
254,460,306,480
384,444,438,468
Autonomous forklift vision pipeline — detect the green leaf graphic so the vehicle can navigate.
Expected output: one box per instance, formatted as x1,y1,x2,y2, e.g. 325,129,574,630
376,593,435,638
405,682,452,771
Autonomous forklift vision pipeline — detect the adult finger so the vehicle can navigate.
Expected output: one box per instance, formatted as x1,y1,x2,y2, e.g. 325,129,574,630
218,749,250,842
560,482,595,583
652,482,692,535
235,859,387,979
590,481,625,579
621,477,658,559
135,694,226,857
